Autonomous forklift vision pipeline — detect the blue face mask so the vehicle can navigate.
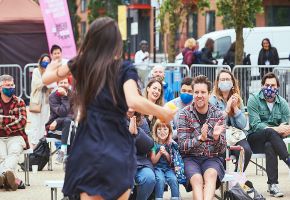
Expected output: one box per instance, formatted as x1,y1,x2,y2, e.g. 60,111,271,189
180,93,193,105
262,86,278,99
218,81,233,92
2,88,15,97
40,61,49,68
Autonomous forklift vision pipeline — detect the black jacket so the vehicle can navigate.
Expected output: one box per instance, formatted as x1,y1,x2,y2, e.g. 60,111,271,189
258,47,279,65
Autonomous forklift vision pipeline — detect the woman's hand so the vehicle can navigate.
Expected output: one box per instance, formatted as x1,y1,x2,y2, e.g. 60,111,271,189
129,116,137,135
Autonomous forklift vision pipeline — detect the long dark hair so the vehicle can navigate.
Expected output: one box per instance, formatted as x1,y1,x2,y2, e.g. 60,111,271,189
70,17,123,121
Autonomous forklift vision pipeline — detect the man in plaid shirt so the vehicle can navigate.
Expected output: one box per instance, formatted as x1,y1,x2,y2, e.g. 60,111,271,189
177,75,226,200
0,75,28,191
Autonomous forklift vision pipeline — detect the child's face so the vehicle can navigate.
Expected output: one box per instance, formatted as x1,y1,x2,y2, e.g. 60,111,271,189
156,125,169,141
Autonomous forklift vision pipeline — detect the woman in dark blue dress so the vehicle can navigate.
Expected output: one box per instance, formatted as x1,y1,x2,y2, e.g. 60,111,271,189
42,17,176,200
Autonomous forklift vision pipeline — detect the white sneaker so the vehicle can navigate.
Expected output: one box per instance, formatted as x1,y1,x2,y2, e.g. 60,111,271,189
55,150,64,164
267,184,284,197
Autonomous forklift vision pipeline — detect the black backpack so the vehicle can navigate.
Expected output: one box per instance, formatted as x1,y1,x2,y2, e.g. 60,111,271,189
20,137,50,171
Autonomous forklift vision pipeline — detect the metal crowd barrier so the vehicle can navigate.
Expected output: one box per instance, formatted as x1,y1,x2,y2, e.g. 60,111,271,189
189,64,231,83
232,65,279,106
273,67,290,106
23,63,38,99
0,64,23,97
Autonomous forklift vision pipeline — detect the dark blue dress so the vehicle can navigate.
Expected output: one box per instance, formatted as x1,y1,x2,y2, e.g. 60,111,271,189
62,62,139,199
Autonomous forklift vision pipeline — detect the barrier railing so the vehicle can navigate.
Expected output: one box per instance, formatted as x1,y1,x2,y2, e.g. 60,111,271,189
232,65,280,106
134,63,189,98
189,64,231,83
273,67,290,106
23,63,38,99
0,64,23,97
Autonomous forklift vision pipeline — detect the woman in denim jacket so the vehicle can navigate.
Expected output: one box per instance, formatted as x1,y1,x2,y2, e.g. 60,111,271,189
209,69,252,171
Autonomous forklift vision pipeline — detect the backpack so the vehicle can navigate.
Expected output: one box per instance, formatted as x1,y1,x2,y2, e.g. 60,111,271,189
20,137,50,171
182,49,195,67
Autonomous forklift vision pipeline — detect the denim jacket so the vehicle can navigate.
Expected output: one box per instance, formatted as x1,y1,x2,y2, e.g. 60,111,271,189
209,95,247,130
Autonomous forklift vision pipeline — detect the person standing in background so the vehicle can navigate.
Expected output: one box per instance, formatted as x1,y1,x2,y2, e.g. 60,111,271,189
135,40,150,64
29,54,51,148
258,38,279,77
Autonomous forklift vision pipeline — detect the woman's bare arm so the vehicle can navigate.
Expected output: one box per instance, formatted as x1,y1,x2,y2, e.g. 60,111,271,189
123,79,176,124
42,61,70,85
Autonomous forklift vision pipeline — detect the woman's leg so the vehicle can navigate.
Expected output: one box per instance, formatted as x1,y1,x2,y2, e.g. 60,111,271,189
135,167,156,200
203,168,218,200
80,189,131,200
190,174,203,200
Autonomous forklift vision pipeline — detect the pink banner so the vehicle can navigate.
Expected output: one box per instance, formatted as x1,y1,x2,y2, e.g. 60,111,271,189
39,0,77,59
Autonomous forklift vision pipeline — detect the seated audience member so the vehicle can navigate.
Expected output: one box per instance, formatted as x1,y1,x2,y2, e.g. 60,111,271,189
167,77,193,139
151,65,174,103
210,69,252,171
0,75,29,191
45,78,74,163
127,108,155,200
144,79,164,131
151,120,179,200
178,75,226,199
247,72,290,198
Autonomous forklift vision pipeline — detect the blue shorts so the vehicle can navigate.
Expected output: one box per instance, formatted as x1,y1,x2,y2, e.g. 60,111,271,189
183,156,225,189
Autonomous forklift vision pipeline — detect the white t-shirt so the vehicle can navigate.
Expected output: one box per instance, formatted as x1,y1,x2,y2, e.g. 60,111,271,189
266,102,274,111
134,50,149,64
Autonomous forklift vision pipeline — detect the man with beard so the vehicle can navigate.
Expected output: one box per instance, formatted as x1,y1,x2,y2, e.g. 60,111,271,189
247,72,290,198
177,75,226,200
0,75,28,191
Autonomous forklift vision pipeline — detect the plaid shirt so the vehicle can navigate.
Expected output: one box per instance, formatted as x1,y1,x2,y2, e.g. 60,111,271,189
177,103,226,157
0,95,29,149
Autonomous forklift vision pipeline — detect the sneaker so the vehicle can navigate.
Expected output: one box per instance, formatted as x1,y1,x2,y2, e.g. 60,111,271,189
4,171,18,191
55,150,64,164
267,184,284,197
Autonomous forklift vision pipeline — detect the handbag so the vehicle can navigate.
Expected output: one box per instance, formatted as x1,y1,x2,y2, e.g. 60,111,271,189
29,102,42,113
226,126,246,146
170,141,187,184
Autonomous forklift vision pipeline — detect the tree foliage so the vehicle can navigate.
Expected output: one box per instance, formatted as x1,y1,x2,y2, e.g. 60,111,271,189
87,0,123,24
158,0,209,62
67,0,81,45
216,0,263,64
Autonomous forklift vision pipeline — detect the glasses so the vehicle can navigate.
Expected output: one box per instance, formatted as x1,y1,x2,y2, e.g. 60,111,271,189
219,78,232,82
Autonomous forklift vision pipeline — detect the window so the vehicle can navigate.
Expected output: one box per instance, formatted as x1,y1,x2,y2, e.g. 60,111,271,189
81,0,87,13
187,12,198,39
81,22,86,39
206,11,215,33
214,36,231,59
266,6,290,26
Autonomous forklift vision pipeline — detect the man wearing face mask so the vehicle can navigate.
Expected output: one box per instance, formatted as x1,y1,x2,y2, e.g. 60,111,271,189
151,65,174,103
0,75,29,191
167,77,193,139
247,72,290,198
45,78,74,164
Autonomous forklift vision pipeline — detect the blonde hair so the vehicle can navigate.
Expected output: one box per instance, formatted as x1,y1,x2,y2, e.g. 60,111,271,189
152,119,172,144
184,38,196,50
213,69,241,116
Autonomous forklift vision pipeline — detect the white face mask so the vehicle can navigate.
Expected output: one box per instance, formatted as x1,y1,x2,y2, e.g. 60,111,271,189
218,81,233,92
